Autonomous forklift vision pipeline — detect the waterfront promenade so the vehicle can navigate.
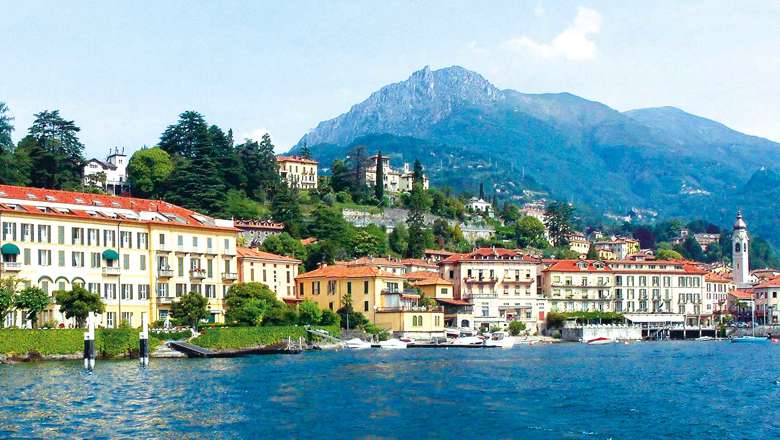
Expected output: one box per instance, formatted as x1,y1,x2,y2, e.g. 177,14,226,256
1,341,778,439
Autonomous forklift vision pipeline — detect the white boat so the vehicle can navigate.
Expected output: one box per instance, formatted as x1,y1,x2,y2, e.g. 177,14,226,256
515,338,537,346
584,337,615,345
378,338,408,349
695,336,715,341
451,336,484,345
485,331,515,349
344,338,372,350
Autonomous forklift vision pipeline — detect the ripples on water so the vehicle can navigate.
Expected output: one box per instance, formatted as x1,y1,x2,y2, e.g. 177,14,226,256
1,342,779,439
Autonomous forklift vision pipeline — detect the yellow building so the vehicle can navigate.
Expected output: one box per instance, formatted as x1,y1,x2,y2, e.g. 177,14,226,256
237,247,301,302
276,156,318,189
542,260,614,313
296,264,444,337
0,184,238,328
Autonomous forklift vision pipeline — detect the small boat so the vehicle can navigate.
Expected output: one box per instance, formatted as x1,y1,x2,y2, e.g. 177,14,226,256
378,338,407,349
584,337,615,345
485,331,515,349
451,336,484,345
695,336,715,341
515,338,537,346
344,338,372,350
731,336,771,344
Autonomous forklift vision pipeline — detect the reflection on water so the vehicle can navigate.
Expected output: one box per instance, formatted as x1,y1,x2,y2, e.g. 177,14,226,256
2,342,780,439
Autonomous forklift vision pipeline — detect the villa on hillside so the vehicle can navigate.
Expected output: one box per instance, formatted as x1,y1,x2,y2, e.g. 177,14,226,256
277,156,318,189
364,154,428,194
82,147,129,195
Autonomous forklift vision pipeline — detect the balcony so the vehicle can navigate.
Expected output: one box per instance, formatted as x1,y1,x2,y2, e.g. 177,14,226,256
102,266,121,276
223,248,237,256
2,262,22,271
158,268,174,278
467,292,498,299
190,269,206,280
502,277,533,284
156,296,174,304
222,272,238,281
465,276,497,284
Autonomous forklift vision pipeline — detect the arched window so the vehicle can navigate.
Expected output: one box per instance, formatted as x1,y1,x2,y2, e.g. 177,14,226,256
743,242,748,253
735,242,741,253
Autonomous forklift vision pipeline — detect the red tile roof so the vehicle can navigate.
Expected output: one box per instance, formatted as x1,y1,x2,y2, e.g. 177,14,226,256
441,248,540,264
400,258,438,268
729,290,754,299
0,184,235,231
544,259,611,273
276,155,318,165
339,257,404,268
237,247,301,263
425,248,456,256
754,275,780,289
705,272,733,283
436,298,471,306
295,265,403,280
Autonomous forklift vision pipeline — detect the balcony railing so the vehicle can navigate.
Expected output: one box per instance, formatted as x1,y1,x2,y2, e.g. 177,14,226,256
465,276,498,284
190,269,206,279
2,262,22,271
467,292,498,299
156,296,174,304
503,277,532,284
222,272,238,281
158,268,174,278
102,267,121,276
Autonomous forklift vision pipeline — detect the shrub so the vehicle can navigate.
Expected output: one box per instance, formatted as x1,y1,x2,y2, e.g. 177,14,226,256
171,292,210,330
298,300,322,325
508,320,526,336
363,323,390,341
192,325,340,349
0,328,162,357
319,309,340,326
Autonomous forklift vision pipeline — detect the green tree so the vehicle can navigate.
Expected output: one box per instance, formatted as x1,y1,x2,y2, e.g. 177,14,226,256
224,282,284,326
237,133,281,199
749,235,780,270
54,286,105,328
24,110,85,189
405,183,427,258
15,287,50,328
543,246,580,260
352,226,388,257
515,216,548,249
308,205,354,248
0,277,20,328
508,320,526,336
656,249,684,260
262,232,308,261
319,309,340,326
271,184,303,237
330,159,352,194
223,189,269,219
681,235,704,261
348,145,369,202
374,150,385,202
0,102,14,153
171,292,210,330
586,244,598,260
298,300,322,325
127,147,173,198
412,159,424,185
479,182,485,200
299,142,312,160
389,223,409,255
544,201,575,247
336,292,368,329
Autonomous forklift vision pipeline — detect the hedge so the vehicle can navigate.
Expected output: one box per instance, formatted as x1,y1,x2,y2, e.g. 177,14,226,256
0,329,162,358
192,325,340,350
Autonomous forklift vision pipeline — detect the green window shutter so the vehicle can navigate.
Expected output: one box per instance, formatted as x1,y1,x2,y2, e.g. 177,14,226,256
58,226,65,244
123,255,130,270
58,251,65,267
140,255,146,271
23,248,31,265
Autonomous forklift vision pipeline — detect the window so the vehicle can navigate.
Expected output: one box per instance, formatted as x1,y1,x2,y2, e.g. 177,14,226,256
156,283,169,297
313,281,320,295
205,285,216,299
178,257,184,276
347,282,352,294
138,284,149,300
137,233,148,249
327,280,336,295
207,259,213,278
103,230,115,247
121,284,133,300
139,255,146,271
87,228,99,246
176,283,187,297
2,222,16,241
37,225,51,243
72,227,84,245
299,283,305,296
364,281,369,294
91,252,101,268
207,237,213,251
38,250,51,266
177,235,184,247
106,312,116,328
71,252,84,267
121,312,133,327
123,254,130,270
363,300,369,312
120,231,132,248
23,249,31,265
87,283,100,295
159,233,166,246
58,250,65,267
104,283,117,300
20,224,32,242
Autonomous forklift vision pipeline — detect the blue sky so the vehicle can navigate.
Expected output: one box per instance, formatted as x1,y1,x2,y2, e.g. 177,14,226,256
2,1,779,158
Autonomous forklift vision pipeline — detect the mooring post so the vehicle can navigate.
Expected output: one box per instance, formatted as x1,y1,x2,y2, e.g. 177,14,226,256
139,314,149,367
83,312,96,371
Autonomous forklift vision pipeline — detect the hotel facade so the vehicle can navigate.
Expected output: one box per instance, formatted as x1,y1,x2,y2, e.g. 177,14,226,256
0,185,238,328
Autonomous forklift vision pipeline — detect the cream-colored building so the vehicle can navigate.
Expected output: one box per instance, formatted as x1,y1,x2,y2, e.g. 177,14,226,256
297,264,443,337
754,275,780,324
336,256,405,276
593,238,640,260
568,232,590,256
0,184,238,328
400,258,439,273
440,248,544,331
237,247,301,303
705,272,734,320
365,155,429,193
543,260,614,313
277,156,318,190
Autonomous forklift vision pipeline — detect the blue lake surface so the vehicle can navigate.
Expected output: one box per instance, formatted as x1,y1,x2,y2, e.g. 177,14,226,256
1,341,779,439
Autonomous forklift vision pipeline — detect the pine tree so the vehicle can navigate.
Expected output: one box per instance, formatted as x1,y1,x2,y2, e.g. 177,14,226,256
330,159,352,193
405,183,427,258
299,142,312,160
24,110,85,189
0,102,13,153
544,201,575,247
479,182,485,200
238,133,281,200
348,145,369,202
375,150,385,202
271,184,303,237
413,159,424,185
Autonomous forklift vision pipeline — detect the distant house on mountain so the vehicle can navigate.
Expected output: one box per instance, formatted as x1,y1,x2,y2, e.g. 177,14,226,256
82,147,129,195
365,154,428,194
277,155,318,189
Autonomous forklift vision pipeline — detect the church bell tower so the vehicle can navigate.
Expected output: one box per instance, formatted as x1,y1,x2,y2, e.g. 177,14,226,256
732,210,750,287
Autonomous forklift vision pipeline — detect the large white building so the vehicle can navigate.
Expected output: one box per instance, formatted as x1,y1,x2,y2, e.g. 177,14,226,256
277,156,318,190
82,147,129,195
0,184,238,328
365,155,429,194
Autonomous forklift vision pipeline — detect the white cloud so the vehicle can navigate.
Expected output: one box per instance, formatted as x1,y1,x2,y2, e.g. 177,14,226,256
241,128,271,142
505,6,602,61
533,4,545,17
467,40,489,55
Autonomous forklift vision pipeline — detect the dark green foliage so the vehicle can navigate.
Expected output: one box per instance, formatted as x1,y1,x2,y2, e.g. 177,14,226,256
15,287,50,328
749,235,780,269
191,325,340,350
330,159,352,194
262,232,308,261
299,142,312,160
237,133,281,200
515,216,548,249
22,110,85,189
127,147,173,198
0,102,13,153
353,224,388,257
544,201,575,247
405,183,427,258
413,159,424,185
479,182,485,200
0,279,17,328
54,286,105,328
388,223,408,255
271,185,303,236
224,282,290,326
171,292,210,330
0,329,163,357
547,311,625,328
375,150,385,202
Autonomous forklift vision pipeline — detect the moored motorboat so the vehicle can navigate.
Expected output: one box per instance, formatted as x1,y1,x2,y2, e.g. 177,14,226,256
344,338,372,350
731,336,771,344
378,338,408,349
584,337,615,345
451,336,484,345
484,331,515,349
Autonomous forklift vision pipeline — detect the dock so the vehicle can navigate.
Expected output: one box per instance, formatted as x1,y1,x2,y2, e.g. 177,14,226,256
167,340,303,358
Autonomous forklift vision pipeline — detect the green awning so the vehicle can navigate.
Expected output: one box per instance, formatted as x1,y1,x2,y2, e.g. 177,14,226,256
102,249,119,260
0,243,20,255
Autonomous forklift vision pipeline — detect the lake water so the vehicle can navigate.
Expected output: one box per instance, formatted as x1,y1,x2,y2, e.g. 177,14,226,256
1,341,779,439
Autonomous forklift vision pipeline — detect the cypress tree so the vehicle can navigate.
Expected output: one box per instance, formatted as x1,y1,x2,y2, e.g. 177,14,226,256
375,150,385,202
405,183,427,258
479,182,485,200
